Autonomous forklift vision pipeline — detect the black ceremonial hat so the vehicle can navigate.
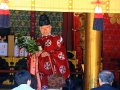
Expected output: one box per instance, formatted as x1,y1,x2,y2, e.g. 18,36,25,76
39,14,50,26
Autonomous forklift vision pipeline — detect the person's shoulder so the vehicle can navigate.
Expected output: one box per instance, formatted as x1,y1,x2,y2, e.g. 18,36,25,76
21,84,35,90
91,85,106,90
51,34,61,39
91,85,119,90
91,87,100,90
12,88,16,90
51,34,60,37
12,84,35,90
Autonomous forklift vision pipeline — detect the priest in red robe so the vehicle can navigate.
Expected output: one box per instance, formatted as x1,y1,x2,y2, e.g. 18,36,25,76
28,14,70,89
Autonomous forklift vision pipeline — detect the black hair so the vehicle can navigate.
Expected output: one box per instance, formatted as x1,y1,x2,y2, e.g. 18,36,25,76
15,70,31,85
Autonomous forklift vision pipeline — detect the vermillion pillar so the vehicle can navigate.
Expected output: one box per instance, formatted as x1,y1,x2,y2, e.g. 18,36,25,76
84,13,102,90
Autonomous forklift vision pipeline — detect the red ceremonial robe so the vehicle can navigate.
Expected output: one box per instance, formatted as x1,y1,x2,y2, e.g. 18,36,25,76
28,35,70,86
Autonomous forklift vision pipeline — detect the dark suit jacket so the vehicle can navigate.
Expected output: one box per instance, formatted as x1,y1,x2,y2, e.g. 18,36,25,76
91,84,118,90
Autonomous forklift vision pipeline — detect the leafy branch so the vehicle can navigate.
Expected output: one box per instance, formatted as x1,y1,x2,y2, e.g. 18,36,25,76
16,36,39,54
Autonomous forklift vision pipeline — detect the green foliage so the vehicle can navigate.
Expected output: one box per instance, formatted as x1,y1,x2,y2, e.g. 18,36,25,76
16,36,39,54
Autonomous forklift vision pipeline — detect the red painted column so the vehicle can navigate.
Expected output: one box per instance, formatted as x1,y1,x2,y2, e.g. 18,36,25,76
30,11,36,38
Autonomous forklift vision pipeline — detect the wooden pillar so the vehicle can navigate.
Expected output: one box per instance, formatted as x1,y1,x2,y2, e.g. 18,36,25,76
8,35,14,57
84,13,102,90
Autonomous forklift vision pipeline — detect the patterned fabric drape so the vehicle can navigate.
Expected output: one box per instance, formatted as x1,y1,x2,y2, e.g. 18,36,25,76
10,11,63,38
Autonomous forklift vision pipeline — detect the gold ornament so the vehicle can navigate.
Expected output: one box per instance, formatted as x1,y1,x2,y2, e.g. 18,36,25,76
109,13,120,24
117,18,120,24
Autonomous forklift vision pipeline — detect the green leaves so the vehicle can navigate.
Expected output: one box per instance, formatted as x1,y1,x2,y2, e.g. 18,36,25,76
16,36,39,54
17,36,26,48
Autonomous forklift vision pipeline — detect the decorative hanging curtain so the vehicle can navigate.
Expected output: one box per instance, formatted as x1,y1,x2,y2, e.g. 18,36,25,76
0,0,10,28
93,6,104,30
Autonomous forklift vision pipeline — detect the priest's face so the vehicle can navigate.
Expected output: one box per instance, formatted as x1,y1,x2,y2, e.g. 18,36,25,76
40,25,52,36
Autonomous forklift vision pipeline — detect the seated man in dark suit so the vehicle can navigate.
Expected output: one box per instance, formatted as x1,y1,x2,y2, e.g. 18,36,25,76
91,70,118,90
